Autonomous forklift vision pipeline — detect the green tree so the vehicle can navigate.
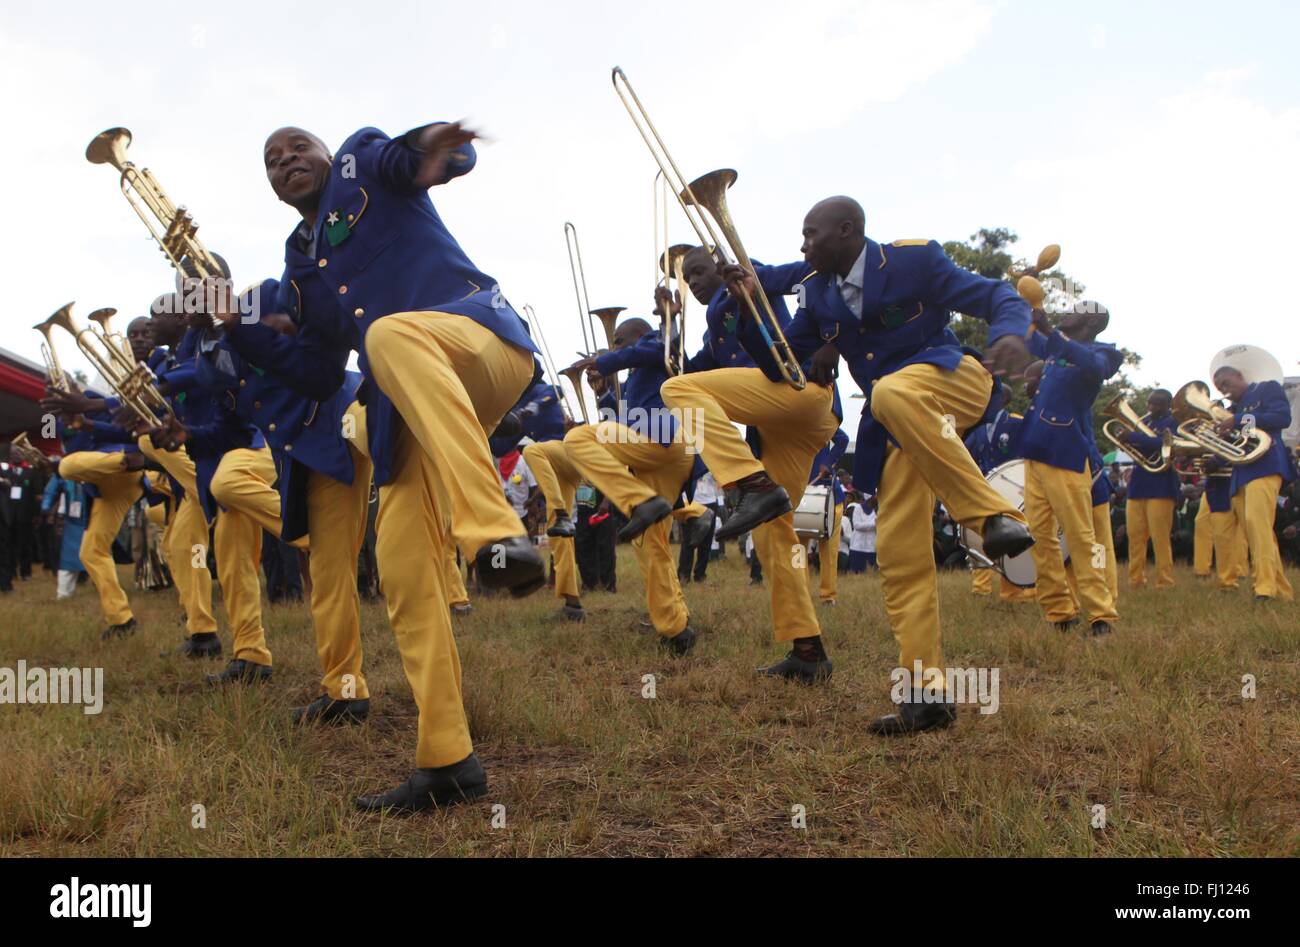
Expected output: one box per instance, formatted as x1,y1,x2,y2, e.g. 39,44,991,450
944,228,1151,456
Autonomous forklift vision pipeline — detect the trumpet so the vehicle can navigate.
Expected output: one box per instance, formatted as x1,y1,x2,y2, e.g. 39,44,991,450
1101,394,1173,474
33,303,73,393
45,304,168,428
613,67,806,390
9,433,48,468
87,127,227,328
1172,381,1272,466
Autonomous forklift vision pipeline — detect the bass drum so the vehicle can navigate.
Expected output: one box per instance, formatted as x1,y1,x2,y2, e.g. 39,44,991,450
959,459,1068,588
793,484,833,540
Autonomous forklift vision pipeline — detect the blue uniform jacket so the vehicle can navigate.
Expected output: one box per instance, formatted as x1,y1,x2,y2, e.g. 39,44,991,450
194,314,363,541
1230,380,1296,496
1204,474,1233,514
735,240,1031,492
965,410,1023,476
595,330,677,446
172,329,264,521
225,125,538,488
685,266,791,373
1124,413,1181,500
1018,331,1123,475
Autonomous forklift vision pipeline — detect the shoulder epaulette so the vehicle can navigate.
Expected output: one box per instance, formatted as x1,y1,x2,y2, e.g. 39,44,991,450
890,240,931,248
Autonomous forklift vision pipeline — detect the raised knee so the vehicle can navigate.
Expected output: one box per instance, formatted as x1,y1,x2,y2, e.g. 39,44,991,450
660,375,690,407
870,377,905,421
362,317,404,369
563,425,595,449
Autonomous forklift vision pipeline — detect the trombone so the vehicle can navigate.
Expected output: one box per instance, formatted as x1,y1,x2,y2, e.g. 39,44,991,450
654,170,691,376
33,303,73,393
44,304,168,428
522,304,581,423
612,66,806,390
589,307,626,404
86,127,226,328
564,222,625,404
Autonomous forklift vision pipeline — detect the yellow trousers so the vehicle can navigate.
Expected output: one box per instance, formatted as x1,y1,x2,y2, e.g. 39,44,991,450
524,439,581,600
870,357,1025,691
306,439,374,698
57,452,141,626
662,368,838,641
971,567,1037,602
1233,475,1293,600
364,311,534,768
563,422,693,638
138,438,217,635
366,310,534,558
1025,461,1118,624
1127,497,1175,589
1193,499,1213,577
209,448,279,666
1086,501,1120,606
800,502,844,604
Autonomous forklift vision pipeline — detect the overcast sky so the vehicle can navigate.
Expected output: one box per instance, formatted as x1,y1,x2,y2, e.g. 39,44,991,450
2,0,1297,437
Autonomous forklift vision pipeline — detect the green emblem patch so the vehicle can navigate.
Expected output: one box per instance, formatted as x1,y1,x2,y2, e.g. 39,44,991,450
325,210,351,247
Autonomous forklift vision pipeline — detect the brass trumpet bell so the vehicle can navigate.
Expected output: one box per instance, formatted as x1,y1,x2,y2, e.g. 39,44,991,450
86,127,133,170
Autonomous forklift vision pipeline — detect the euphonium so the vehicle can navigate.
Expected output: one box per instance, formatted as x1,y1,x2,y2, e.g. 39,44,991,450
1172,381,1271,465
86,127,226,327
1101,394,1172,474
33,303,73,393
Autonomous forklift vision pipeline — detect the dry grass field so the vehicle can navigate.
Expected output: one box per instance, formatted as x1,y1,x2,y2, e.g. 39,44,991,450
2,549,1298,857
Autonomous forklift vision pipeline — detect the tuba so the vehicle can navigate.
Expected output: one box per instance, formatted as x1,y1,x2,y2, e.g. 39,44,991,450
87,128,226,327
34,303,74,393
46,304,168,427
613,67,806,390
1101,394,1173,474
1172,381,1272,466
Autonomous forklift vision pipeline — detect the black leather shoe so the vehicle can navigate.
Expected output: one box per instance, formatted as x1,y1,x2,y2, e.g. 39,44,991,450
717,476,790,541
354,754,488,813
617,496,672,542
474,536,545,597
660,626,696,656
101,617,138,641
171,634,222,659
561,603,586,623
684,507,717,548
547,511,576,538
292,694,370,726
205,659,273,686
757,651,833,684
868,694,958,736
450,602,473,617
1089,621,1113,637
981,515,1034,560
1053,618,1080,633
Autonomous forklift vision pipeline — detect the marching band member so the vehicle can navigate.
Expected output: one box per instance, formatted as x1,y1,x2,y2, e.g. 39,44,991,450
660,246,841,682
45,348,151,639
1076,438,1121,607
1018,306,1123,635
1213,366,1296,601
563,318,697,655
718,196,1034,733
195,280,376,722
217,120,543,812
148,312,280,685
1117,389,1180,590
805,429,849,606
516,375,588,621
1194,464,1248,590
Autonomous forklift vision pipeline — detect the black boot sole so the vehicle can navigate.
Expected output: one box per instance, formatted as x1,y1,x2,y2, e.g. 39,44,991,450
716,491,792,542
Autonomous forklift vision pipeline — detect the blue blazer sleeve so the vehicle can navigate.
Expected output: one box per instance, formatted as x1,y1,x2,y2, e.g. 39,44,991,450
348,125,477,197
827,428,850,466
1040,332,1124,383
924,242,1031,345
595,332,663,375
225,317,346,403
1246,381,1292,430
